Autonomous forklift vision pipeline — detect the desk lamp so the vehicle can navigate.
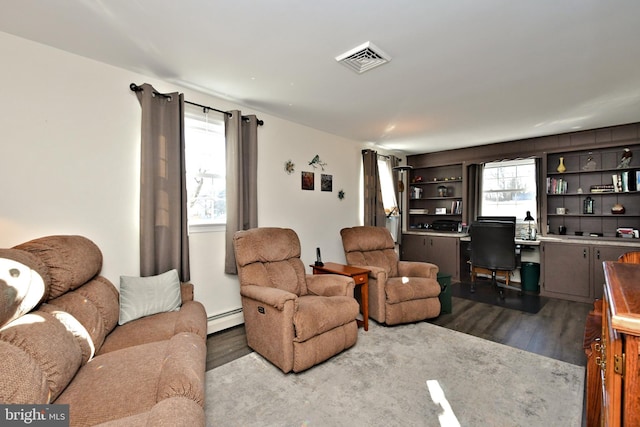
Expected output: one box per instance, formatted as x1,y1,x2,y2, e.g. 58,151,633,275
524,211,535,240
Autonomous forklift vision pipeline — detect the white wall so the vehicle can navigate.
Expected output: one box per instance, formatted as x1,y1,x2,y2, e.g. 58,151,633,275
0,32,375,332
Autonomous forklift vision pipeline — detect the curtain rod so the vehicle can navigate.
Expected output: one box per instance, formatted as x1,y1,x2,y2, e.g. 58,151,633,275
129,83,263,126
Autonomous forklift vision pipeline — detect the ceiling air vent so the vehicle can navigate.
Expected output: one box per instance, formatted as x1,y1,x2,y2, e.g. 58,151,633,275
335,42,391,74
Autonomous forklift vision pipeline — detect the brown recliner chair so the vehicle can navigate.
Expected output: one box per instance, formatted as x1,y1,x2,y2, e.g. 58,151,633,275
233,227,360,373
340,226,441,325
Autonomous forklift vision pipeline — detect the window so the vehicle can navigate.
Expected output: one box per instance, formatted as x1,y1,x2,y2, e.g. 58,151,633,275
480,158,537,219
184,106,226,230
377,156,398,216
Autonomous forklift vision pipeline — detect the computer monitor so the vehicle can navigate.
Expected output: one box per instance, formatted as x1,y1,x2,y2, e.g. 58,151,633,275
476,216,516,224
474,216,517,236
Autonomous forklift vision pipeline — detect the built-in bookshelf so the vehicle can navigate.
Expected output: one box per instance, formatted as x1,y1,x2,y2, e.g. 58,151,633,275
546,145,640,237
407,164,463,229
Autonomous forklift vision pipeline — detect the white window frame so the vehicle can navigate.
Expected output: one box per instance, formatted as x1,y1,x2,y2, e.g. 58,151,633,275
184,107,226,233
480,158,537,223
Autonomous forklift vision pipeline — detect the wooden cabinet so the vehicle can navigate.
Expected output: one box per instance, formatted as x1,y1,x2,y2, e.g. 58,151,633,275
407,164,463,230
596,262,640,426
401,234,460,281
591,245,634,300
541,241,637,303
541,242,591,301
545,145,640,238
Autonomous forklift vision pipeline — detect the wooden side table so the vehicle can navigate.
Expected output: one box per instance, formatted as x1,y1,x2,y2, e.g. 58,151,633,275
310,262,369,331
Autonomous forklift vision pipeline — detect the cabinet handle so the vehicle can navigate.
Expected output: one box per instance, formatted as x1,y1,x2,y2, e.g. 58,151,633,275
583,249,587,258
597,249,601,260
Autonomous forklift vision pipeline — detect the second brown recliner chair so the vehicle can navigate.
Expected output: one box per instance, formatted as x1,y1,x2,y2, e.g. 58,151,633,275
340,226,441,325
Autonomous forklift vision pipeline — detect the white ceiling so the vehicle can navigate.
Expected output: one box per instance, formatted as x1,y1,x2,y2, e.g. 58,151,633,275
1,0,640,154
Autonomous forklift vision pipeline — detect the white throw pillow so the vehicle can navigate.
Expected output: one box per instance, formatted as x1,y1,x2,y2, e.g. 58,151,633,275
118,269,182,325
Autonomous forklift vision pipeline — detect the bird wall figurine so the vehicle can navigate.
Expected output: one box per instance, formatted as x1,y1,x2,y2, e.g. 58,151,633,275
308,155,327,171
618,148,632,169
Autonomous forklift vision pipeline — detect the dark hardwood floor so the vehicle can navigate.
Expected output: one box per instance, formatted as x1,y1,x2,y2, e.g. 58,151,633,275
206,294,592,371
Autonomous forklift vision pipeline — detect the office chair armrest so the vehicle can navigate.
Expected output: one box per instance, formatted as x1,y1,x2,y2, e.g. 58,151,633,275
306,274,355,297
398,261,439,279
240,284,298,311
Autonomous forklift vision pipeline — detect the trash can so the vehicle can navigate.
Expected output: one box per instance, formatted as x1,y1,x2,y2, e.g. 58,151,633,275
437,273,452,314
521,262,540,293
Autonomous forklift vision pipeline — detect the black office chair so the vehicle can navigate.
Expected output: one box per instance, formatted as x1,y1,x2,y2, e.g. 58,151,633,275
469,220,518,299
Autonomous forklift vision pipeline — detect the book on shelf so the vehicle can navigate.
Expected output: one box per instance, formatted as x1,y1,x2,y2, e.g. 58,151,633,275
449,200,462,214
546,177,568,194
621,171,629,192
590,184,615,193
409,208,429,214
612,173,623,192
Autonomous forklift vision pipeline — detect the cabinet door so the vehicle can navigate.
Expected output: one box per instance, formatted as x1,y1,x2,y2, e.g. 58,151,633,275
400,234,427,262
542,242,591,300
592,245,633,300
424,236,459,279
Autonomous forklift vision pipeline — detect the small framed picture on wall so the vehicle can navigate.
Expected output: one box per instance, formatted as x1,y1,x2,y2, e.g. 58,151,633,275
301,171,314,190
321,174,333,192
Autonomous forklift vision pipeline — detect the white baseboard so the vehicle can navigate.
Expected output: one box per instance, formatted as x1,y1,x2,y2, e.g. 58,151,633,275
207,309,244,334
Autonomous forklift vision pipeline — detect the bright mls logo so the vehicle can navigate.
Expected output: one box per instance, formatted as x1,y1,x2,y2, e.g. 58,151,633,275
1,405,69,426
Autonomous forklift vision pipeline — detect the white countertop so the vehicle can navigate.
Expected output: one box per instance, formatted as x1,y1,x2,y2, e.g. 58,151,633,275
403,230,640,247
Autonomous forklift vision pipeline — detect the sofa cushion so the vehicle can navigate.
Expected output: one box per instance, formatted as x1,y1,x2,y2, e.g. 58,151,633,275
98,300,207,355
47,276,120,356
118,269,182,325
14,235,102,300
55,333,206,426
0,248,49,328
0,310,83,403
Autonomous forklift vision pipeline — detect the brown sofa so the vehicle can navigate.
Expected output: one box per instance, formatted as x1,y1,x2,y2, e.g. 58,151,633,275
340,226,441,325
0,235,207,426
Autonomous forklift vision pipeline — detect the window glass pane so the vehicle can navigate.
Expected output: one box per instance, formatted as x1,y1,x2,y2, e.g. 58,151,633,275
184,109,226,226
377,157,398,215
480,158,537,219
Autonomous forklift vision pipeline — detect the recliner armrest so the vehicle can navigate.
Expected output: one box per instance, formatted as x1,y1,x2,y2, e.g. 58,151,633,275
398,261,439,279
306,274,355,297
240,284,298,311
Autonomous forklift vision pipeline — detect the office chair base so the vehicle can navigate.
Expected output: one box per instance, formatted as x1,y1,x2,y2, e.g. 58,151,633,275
472,269,521,300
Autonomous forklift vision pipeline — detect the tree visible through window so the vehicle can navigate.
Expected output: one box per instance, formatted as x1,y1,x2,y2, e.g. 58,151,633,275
480,158,537,219
184,107,226,228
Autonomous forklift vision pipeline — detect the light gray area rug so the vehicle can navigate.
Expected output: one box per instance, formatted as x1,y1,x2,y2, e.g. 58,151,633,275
205,322,584,426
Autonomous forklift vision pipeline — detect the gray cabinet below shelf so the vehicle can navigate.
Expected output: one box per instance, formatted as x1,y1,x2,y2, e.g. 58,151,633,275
401,234,460,281
541,241,636,303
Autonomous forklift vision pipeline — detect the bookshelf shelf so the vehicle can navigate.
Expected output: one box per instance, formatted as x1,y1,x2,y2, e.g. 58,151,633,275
407,163,463,228
546,145,640,237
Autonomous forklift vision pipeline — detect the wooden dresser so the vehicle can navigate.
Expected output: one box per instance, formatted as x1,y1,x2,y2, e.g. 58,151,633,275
593,261,640,426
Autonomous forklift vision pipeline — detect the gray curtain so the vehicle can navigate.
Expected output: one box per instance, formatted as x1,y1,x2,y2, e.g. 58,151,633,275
224,111,258,274
135,83,190,281
466,163,481,224
362,149,386,226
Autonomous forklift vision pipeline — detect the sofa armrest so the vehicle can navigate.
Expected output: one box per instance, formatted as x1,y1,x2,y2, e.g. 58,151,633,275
306,274,355,297
240,284,298,311
398,261,439,279
180,282,194,302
